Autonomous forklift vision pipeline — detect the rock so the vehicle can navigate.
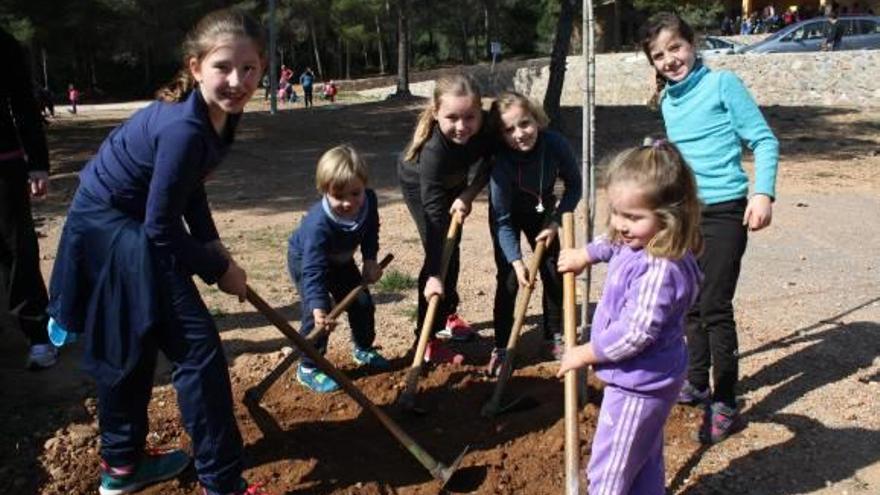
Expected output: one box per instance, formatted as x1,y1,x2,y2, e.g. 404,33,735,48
280,346,294,357
44,437,61,452
68,424,97,448
795,202,809,207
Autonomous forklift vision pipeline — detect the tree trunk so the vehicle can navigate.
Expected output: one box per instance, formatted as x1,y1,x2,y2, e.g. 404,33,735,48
394,0,410,95
459,1,469,64
309,18,325,80
375,13,386,74
544,0,577,131
345,38,351,80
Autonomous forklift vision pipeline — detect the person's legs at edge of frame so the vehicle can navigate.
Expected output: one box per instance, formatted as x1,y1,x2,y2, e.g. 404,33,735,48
0,166,56,370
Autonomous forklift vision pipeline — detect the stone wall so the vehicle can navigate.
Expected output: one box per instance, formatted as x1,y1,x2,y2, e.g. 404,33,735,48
357,51,880,107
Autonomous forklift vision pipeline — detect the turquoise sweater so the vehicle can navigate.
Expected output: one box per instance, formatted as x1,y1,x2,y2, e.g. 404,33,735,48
661,63,778,205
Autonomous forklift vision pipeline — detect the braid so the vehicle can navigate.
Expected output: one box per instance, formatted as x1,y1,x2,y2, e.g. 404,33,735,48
156,69,196,103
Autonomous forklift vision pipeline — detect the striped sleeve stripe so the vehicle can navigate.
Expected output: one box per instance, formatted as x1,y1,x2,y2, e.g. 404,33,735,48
603,257,668,361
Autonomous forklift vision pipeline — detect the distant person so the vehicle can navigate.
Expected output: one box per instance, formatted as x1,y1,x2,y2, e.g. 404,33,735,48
0,27,56,370
300,67,315,107
557,139,702,495
322,80,338,102
262,74,270,100
721,15,734,35
825,11,845,51
287,145,390,393
642,12,779,444
47,9,270,495
279,64,293,88
67,83,79,114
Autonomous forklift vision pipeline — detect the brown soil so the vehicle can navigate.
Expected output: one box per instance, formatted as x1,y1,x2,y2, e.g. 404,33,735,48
2,95,879,495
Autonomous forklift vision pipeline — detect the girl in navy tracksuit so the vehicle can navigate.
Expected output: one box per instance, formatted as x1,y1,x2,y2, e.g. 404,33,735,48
47,10,269,495
487,91,581,375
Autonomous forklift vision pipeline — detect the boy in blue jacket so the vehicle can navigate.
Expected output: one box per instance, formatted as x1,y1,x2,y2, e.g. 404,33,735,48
288,145,389,393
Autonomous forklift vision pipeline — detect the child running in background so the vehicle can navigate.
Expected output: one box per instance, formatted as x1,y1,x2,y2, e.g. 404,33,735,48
557,139,702,495
47,10,269,495
397,73,492,363
487,92,581,376
287,145,389,393
67,83,79,114
641,12,779,443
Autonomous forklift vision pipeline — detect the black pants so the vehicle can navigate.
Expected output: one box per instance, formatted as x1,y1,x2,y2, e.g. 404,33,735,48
0,166,49,345
686,199,748,407
490,205,562,349
303,86,313,107
399,175,461,339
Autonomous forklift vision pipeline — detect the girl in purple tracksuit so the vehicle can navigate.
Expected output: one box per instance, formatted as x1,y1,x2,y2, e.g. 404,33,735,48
557,139,703,495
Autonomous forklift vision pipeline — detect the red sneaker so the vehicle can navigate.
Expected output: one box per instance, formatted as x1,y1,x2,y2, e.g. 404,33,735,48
424,338,464,364
437,313,475,341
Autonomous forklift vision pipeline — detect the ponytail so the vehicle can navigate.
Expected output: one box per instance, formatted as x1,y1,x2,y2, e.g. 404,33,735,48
647,72,667,110
404,106,436,162
156,69,196,103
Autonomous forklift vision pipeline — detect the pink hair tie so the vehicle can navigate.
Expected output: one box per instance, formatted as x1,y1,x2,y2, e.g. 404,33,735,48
641,137,667,148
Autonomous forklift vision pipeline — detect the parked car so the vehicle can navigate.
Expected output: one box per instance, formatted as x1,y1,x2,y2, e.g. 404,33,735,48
700,36,746,56
740,15,880,53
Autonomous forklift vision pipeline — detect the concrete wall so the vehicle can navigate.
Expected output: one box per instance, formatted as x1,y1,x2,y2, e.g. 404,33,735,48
357,51,880,108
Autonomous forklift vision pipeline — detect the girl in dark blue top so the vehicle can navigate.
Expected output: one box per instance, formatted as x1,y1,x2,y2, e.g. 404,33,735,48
47,10,269,495
487,92,581,376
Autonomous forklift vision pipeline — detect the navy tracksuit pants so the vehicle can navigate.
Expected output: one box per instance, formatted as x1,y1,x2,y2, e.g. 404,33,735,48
96,257,243,493
288,255,376,367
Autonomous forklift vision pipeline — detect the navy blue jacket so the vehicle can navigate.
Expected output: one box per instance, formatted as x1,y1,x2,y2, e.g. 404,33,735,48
490,129,581,263
78,89,238,284
288,189,380,311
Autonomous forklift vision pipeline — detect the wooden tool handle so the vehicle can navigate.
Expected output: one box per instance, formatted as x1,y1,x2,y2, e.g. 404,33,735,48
561,213,580,495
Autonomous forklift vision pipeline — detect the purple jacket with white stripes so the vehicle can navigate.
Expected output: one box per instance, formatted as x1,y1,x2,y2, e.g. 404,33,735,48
587,237,701,392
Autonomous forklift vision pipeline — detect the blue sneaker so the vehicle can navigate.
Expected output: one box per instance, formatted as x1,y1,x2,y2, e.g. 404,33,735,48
99,449,190,495
352,347,390,369
296,364,340,393
677,381,711,406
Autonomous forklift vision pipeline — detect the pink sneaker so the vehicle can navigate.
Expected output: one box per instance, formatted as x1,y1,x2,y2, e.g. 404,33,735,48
424,339,464,364
437,313,475,341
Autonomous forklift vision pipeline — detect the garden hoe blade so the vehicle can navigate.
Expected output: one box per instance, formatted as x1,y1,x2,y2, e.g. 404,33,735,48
481,240,546,418
432,445,470,489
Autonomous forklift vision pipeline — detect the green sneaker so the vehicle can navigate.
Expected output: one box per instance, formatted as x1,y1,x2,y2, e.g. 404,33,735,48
296,364,340,393
352,347,390,369
99,449,191,495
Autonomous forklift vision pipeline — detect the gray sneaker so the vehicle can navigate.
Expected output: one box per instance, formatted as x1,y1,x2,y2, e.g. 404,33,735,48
26,344,58,370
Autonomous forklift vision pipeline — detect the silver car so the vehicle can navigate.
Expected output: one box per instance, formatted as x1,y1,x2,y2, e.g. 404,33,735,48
700,36,746,57
741,15,880,53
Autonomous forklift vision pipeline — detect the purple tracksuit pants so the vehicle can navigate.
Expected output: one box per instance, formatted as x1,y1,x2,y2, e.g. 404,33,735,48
587,379,682,495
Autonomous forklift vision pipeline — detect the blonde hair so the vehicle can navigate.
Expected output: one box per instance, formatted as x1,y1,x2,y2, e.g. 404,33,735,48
403,73,482,162
488,91,549,134
315,145,369,193
156,9,267,102
603,137,702,259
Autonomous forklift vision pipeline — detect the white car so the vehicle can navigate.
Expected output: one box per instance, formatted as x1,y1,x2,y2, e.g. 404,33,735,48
700,36,746,56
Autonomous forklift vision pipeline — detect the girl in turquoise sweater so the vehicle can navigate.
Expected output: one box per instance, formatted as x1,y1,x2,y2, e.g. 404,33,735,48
641,12,779,444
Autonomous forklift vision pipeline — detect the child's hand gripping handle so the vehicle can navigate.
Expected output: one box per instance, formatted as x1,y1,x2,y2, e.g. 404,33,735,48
305,253,394,343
